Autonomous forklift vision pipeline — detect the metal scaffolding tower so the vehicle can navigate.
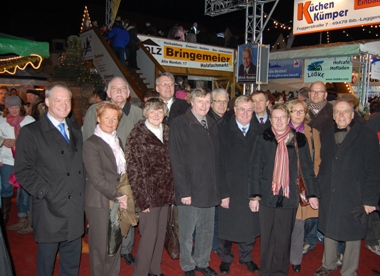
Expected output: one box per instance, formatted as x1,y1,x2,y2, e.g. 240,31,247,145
106,0,112,27
205,0,279,45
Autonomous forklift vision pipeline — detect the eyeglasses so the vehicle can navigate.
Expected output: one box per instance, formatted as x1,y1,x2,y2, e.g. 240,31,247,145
213,100,229,105
290,110,305,114
158,83,174,88
310,90,326,94
236,107,253,113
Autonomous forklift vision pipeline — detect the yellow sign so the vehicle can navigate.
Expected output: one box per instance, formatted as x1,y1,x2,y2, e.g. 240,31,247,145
164,46,232,65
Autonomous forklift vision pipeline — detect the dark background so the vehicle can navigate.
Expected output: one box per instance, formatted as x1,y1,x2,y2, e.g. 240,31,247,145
1,0,379,48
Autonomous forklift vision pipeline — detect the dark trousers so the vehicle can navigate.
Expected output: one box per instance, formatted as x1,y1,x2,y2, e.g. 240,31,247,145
37,237,81,276
218,239,254,263
112,46,126,67
367,211,380,246
259,205,296,276
127,44,138,69
86,206,121,276
133,206,168,276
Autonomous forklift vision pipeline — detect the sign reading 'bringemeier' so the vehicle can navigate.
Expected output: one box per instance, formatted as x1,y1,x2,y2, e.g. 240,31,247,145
293,0,380,35
138,35,234,72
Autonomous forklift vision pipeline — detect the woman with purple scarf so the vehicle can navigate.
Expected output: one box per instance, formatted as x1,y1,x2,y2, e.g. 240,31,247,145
287,99,321,273
0,95,35,232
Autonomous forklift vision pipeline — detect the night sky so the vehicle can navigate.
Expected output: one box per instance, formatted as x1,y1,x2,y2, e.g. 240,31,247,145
1,0,379,48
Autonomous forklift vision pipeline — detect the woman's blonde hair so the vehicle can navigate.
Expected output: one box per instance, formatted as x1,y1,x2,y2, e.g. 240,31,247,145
286,99,310,124
96,101,123,121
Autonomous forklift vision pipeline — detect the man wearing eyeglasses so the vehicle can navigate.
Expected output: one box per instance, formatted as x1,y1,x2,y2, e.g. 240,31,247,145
155,72,190,125
307,81,334,136
303,81,335,259
217,95,260,274
208,88,231,126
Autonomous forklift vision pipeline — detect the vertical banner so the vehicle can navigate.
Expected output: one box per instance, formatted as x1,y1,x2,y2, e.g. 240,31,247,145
257,45,270,84
111,0,121,23
237,44,258,83
371,58,380,80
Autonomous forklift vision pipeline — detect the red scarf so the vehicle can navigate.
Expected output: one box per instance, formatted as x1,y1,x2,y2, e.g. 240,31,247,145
6,114,25,138
271,126,291,198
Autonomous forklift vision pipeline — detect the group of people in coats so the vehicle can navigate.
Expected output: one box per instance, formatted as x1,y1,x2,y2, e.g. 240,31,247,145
5,76,379,276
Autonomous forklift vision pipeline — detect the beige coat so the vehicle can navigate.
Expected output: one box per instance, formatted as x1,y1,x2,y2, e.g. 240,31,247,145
296,124,321,220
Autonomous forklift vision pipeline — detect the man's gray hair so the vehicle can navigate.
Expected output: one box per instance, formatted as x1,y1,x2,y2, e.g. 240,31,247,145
333,98,354,112
45,82,72,99
211,88,228,100
155,72,175,85
190,87,211,102
106,76,130,92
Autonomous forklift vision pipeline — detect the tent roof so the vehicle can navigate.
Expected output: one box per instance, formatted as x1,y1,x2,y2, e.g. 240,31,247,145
269,39,380,60
0,33,49,58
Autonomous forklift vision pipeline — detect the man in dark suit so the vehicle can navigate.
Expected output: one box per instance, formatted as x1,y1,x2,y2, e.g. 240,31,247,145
315,98,380,276
251,91,271,134
15,82,85,276
218,96,260,274
155,72,189,125
238,47,256,79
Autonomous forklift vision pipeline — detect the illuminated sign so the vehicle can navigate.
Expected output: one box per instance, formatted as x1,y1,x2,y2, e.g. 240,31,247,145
303,56,352,82
138,35,234,72
293,0,380,35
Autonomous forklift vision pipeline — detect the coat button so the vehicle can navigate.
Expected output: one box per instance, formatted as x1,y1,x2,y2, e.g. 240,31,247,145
332,173,335,176
61,151,65,154
68,196,72,199
67,172,70,176
335,157,338,159
79,171,81,174
332,189,335,192
117,178,120,181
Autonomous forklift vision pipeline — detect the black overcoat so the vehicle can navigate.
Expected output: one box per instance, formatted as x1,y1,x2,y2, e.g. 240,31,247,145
218,116,260,242
318,123,380,241
169,108,221,208
248,128,319,209
14,114,85,243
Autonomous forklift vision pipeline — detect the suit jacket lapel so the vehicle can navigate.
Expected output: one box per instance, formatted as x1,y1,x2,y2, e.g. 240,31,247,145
336,125,359,156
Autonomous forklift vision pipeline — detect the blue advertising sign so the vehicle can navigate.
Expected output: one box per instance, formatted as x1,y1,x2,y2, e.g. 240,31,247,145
268,60,303,79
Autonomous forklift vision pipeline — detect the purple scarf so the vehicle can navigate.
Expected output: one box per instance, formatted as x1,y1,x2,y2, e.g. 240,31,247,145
289,121,305,133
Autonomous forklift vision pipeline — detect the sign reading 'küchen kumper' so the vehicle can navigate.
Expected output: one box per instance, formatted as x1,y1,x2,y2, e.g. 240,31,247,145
293,0,380,35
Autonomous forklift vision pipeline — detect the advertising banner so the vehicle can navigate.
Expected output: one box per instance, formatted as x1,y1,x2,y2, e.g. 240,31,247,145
293,0,380,35
303,56,352,82
236,44,258,83
371,58,380,80
138,35,234,72
268,59,303,79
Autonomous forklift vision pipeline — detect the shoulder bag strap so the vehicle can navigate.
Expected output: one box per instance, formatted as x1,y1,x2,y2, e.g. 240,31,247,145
310,127,315,161
293,135,303,178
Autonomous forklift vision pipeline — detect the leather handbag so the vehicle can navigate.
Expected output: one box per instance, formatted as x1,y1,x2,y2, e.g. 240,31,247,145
293,136,309,206
164,204,180,260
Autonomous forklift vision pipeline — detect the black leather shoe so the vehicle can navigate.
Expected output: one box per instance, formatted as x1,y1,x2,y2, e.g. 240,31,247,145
239,260,260,272
219,262,230,274
195,266,218,276
122,253,135,265
184,270,196,276
292,264,301,272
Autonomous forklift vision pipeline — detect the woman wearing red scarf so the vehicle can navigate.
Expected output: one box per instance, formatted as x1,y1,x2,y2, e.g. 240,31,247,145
248,103,320,276
0,95,35,232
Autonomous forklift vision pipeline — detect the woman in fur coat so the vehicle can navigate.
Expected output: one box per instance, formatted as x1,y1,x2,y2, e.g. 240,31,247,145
125,98,175,276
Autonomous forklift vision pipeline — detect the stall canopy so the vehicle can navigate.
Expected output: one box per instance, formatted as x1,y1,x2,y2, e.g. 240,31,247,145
0,33,50,75
270,39,380,60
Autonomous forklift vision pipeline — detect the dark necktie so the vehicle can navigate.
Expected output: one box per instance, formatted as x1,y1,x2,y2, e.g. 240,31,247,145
58,123,70,143
242,127,247,136
260,118,264,125
201,119,207,129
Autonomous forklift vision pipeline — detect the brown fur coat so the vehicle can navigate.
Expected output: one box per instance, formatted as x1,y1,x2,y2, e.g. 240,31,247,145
125,120,175,212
